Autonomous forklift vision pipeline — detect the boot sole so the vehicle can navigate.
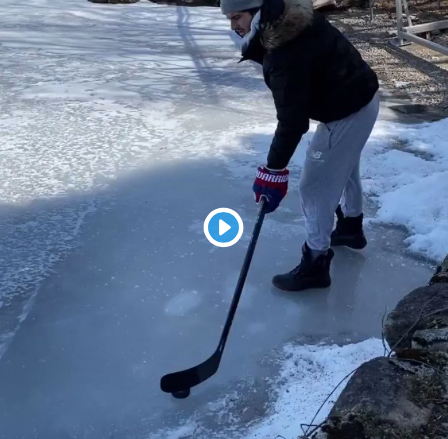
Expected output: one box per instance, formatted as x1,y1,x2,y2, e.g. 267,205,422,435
331,237,367,250
272,278,331,292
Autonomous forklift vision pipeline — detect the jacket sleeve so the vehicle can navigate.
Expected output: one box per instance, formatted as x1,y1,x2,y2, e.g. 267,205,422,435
266,59,312,170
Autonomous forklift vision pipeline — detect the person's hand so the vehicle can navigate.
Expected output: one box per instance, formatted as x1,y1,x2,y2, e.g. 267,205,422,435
253,166,289,213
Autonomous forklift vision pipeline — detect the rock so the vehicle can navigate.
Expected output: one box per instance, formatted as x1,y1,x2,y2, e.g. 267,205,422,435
430,255,448,285
340,0,369,8
88,0,139,3
313,0,338,10
325,357,432,437
385,283,448,352
419,314,448,330
149,0,334,8
148,0,218,5
313,357,446,439
390,103,427,115
413,328,448,351
308,259,448,439
413,328,448,345
403,14,419,22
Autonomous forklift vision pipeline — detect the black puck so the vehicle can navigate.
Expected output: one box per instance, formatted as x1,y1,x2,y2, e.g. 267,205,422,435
172,389,190,399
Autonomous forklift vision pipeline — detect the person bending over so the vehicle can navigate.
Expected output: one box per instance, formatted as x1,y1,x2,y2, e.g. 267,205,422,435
221,0,380,291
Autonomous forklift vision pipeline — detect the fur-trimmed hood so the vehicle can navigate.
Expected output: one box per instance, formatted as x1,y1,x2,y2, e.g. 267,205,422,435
260,0,314,50
236,0,379,171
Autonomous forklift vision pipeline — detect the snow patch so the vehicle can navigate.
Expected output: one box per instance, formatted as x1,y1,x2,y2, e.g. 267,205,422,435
394,81,410,88
152,339,384,439
244,339,383,439
361,118,448,261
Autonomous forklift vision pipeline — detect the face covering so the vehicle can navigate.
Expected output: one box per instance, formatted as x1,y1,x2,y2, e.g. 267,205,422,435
239,10,261,53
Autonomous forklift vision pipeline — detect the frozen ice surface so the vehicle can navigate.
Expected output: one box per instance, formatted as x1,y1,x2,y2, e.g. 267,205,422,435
0,1,445,438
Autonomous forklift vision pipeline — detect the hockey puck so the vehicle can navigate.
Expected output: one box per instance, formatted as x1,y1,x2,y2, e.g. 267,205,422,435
172,389,190,399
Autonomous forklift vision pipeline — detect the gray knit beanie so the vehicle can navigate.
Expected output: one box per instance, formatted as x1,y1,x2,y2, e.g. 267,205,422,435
220,0,263,15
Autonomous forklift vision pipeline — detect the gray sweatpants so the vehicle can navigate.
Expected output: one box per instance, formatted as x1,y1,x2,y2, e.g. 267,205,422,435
299,92,380,251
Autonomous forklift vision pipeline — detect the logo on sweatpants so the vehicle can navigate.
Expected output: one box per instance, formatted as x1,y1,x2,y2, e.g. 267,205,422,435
307,150,324,162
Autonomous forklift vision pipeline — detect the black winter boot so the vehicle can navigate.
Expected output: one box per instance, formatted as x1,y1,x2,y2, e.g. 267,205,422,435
272,243,334,292
331,205,367,250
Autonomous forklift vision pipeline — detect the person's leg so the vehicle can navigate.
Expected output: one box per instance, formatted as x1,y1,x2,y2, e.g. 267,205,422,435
331,159,367,249
302,92,380,252
341,159,362,217
272,92,380,292
331,92,380,248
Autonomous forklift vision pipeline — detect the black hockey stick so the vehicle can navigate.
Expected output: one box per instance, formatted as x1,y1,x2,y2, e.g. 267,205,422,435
160,199,268,398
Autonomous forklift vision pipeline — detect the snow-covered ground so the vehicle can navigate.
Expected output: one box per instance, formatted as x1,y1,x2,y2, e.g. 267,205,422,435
150,339,384,439
0,1,446,438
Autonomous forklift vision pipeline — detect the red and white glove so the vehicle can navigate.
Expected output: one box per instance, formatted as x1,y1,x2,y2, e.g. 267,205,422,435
253,166,289,213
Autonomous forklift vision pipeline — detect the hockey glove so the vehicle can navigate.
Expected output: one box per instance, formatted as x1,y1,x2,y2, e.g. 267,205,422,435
253,166,289,213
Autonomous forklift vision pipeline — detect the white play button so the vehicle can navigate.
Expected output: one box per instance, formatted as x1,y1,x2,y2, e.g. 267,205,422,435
203,208,244,248
219,219,231,236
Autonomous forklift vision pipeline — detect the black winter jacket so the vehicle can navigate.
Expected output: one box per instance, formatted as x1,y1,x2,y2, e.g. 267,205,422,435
240,0,379,169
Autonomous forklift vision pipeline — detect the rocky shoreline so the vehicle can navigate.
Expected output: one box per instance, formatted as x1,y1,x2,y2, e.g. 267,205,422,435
304,257,448,439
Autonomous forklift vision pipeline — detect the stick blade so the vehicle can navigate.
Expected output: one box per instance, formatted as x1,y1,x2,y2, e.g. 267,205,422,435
160,350,221,393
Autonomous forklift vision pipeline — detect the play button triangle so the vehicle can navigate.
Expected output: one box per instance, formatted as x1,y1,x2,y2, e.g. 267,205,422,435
219,219,231,236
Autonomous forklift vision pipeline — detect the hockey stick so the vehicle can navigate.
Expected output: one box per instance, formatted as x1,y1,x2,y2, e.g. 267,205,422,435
160,199,267,398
